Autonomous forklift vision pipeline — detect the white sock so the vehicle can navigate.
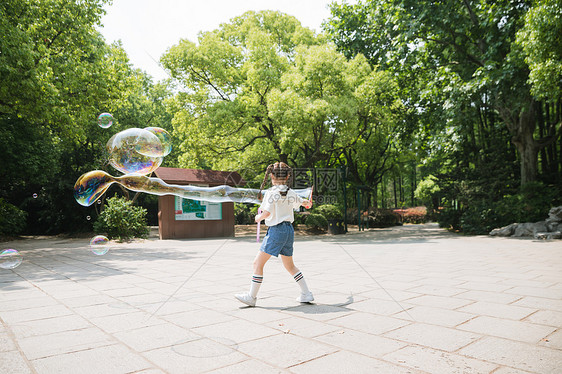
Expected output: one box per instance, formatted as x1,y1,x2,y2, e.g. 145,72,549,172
293,271,310,294
249,274,263,298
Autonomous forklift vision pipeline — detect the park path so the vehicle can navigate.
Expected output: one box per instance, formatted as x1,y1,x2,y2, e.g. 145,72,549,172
1,223,561,373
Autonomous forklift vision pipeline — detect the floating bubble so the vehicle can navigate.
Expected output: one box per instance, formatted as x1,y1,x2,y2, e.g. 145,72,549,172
73,170,314,207
97,113,113,128
86,216,91,221
74,170,114,206
107,128,163,175
0,249,23,269
97,200,102,205
89,235,110,255
32,193,38,198
144,127,172,157
133,130,164,158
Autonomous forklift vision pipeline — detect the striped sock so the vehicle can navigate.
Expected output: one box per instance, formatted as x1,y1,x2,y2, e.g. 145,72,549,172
293,271,310,294
249,274,263,298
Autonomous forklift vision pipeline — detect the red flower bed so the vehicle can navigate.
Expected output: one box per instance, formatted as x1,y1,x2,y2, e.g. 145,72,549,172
393,206,428,224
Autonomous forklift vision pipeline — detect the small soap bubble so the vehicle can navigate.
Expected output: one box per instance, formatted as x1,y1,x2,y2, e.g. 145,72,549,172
0,249,23,269
86,216,91,221
32,193,38,198
89,235,110,256
97,113,113,128
97,200,102,205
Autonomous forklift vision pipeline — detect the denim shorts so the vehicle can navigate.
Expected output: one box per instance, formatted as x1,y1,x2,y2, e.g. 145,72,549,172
260,221,294,257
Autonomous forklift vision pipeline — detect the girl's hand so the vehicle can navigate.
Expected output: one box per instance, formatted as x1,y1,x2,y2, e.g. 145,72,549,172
302,199,312,209
255,210,270,223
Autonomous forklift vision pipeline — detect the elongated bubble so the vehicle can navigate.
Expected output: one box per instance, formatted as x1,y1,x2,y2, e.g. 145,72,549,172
73,170,313,207
107,128,163,175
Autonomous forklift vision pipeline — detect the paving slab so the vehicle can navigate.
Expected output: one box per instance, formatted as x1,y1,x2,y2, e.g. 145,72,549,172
382,345,499,374
458,336,562,373
1,223,561,373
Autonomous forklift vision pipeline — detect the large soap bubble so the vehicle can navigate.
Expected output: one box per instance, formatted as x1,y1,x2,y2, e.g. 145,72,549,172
144,127,172,157
0,249,23,269
98,113,114,129
107,128,163,175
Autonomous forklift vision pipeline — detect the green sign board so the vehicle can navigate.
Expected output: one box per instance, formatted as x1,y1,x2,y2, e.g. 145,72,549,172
174,196,222,220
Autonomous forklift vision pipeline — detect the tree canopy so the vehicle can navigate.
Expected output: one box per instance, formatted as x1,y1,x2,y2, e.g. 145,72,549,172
161,10,405,187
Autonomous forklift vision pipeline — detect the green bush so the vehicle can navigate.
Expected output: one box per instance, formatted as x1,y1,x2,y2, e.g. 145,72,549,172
93,195,149,241
234,203,253,224
438,182,561,234
437,208,462,231
367,208,401,227
0,198,27,237
305,213,329,231
314,204,343,220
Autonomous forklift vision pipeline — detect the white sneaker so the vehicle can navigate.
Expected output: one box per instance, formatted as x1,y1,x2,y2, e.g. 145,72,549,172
297,292,314,303
235,293,256,307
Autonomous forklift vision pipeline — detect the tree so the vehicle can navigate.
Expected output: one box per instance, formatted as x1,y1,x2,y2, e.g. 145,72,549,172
162,10,404,188
517,0,562,103
0,0,171,234
325,0,561,185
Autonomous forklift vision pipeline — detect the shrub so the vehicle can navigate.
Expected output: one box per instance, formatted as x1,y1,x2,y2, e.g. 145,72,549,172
438,182,562,234
0,198,27,237
367,208,401,227
305,213,328,231
393,206,428,224
437,208,462,231
234,203,253,224
314,204,343,221
93,195,149,241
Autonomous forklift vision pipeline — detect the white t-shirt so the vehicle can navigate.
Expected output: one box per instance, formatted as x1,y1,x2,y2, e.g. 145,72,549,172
260,185,303,226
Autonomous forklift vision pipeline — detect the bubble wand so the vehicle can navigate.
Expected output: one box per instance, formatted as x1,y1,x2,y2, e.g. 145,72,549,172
256,208,262,243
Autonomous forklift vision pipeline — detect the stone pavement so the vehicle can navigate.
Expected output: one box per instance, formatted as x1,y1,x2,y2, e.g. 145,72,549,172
1,223,562,374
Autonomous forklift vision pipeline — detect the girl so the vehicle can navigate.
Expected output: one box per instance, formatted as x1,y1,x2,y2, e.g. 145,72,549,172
235,162,313,307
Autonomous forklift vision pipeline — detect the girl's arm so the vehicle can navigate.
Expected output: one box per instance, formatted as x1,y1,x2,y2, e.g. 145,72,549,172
255,210,271,223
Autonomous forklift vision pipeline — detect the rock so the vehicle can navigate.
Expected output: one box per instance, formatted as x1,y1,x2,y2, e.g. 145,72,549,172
535,231,562,240
533,221,548,235
490,223,517,237
546,220,560,232
513,222,535,237
489,206,562,239
511,221,548,237
548,206,562,222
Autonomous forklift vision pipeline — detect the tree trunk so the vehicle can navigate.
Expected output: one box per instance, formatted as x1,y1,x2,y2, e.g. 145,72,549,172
393,178,397,208
500,101,539,185
515,141,539,185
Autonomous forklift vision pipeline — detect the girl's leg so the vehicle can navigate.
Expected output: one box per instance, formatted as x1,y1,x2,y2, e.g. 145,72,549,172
236,251,272,306
248,251,271,298
280,254,299,275
280,255,313,301
253,251,272,275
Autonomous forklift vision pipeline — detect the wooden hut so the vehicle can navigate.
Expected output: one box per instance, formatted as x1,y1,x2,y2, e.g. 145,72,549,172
153,167,244,239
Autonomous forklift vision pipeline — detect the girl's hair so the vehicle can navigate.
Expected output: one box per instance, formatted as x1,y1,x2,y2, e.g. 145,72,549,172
258,162,293,198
